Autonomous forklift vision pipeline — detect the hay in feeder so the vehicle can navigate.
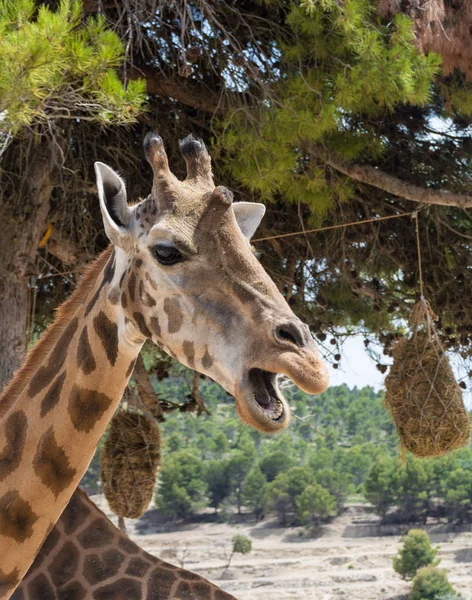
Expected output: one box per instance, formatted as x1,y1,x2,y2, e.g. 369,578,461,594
101,411,161,519
385,301,470,458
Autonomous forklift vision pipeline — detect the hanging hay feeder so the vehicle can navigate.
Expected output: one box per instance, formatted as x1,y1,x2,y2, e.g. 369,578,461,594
384,299,470,458
101,410,161,519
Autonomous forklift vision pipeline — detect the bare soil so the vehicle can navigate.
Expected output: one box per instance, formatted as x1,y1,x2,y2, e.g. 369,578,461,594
91,496,472,599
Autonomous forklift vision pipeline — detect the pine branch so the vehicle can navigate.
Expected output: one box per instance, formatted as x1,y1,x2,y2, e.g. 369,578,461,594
323,153,472,209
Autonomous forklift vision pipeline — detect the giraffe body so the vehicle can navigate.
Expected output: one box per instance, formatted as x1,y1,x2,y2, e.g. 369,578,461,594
13,488,235,600
0,133,328,598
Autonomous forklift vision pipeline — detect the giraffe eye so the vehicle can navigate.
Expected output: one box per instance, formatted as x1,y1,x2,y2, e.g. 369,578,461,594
152,244,184,266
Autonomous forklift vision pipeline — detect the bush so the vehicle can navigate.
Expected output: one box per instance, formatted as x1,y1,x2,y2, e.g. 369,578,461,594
409,567,456,600
394,529,439,580
225,534,252,570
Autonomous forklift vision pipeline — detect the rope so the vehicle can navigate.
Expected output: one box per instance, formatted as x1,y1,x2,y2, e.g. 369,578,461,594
414,211,425,299
252,211,416,243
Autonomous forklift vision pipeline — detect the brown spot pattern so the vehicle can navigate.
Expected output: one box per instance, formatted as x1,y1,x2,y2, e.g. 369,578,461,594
62,491,91,535
146,569,177,599
0,491,38,543
193,582,213,599
77,327,97,375
85,285,104,318
77,518,113,549
84,251,114,318
28,317,78,397
118,537,139,554
28,574,55,600
40,372,67,418
121,291,128,309
33,428,76,497
0,410,27,481
58,581,87,600
128,272,137,302
150,316,161,338
93,312,119,366
0,567,20,598
39,525,61,556
93,578,141,600
145,271,157,290
139,280,156,307
68,386,113,433
179,569,201,581
125,557,151,577
83,549,125,585
164,297,183,333
183,341,195,368
201,348,213,370
50,541,79,587
133,312,152,338
174,581,192,597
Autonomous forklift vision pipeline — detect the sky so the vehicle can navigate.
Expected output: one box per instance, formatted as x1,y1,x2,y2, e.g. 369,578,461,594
327,335,386,390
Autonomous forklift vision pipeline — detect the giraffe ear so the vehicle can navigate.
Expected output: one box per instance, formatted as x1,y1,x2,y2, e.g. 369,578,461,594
232,202,266,239
95,162,132,248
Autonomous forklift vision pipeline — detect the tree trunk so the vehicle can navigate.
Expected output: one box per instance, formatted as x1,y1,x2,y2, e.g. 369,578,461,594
0,139,55,391
0,273,28,391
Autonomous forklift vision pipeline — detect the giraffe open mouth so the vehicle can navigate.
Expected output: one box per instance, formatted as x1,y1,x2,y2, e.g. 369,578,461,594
247,368,286,422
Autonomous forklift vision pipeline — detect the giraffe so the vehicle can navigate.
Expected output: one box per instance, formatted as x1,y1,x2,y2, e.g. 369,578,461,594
13,488,235,600
0,132,329,598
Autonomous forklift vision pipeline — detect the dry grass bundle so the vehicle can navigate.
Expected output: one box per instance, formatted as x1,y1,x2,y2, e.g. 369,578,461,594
385,300,470,458
101,411,161,519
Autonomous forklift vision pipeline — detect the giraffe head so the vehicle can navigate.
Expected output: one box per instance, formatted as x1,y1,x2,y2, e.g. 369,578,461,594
94,133,328,433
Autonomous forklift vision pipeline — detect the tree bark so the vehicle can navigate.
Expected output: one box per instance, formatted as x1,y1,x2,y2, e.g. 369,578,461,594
324,153,472,209
0,141,55,391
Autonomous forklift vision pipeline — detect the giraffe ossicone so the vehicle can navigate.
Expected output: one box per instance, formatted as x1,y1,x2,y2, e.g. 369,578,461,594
0,132,328,598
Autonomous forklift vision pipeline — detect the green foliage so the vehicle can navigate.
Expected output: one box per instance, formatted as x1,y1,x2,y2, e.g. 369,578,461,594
139,380,472,527
364,458,397,517
205,459,231,512
232,534,252,555
296,483,335,528
393,529,439,580
259,451,296,482
155,451,207,518
409,567,456,600
242,467,268,520
0,0,145,133
221,0,441,217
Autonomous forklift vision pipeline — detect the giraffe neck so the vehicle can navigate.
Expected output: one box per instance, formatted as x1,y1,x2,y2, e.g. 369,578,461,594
13,488,235,600
0,247,143,598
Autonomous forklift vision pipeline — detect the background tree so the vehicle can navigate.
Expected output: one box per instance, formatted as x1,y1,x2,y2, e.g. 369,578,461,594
242,467,268,521
155,450,207,519
296,483,335,529
0,0,144,388
224,535,252,572
409,567,457,600
393,529,440,581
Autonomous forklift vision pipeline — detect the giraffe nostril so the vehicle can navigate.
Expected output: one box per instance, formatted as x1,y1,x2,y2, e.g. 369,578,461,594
274,323,305,348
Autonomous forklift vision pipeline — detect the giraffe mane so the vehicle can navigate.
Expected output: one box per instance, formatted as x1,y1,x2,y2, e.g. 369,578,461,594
0,246,113,418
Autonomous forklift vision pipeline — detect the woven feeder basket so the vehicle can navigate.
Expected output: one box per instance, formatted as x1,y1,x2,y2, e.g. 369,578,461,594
101,411,161,519
384,300,470,458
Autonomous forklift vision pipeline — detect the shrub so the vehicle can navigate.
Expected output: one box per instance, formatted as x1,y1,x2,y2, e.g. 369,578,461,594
409,567,456,600
394,529,439,580
225,534,252,570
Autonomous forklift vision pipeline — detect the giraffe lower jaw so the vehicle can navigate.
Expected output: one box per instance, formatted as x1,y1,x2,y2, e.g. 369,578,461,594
247,368,286,422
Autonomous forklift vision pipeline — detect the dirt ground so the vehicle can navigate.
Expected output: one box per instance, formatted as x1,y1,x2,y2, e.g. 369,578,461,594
92,496,472,599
